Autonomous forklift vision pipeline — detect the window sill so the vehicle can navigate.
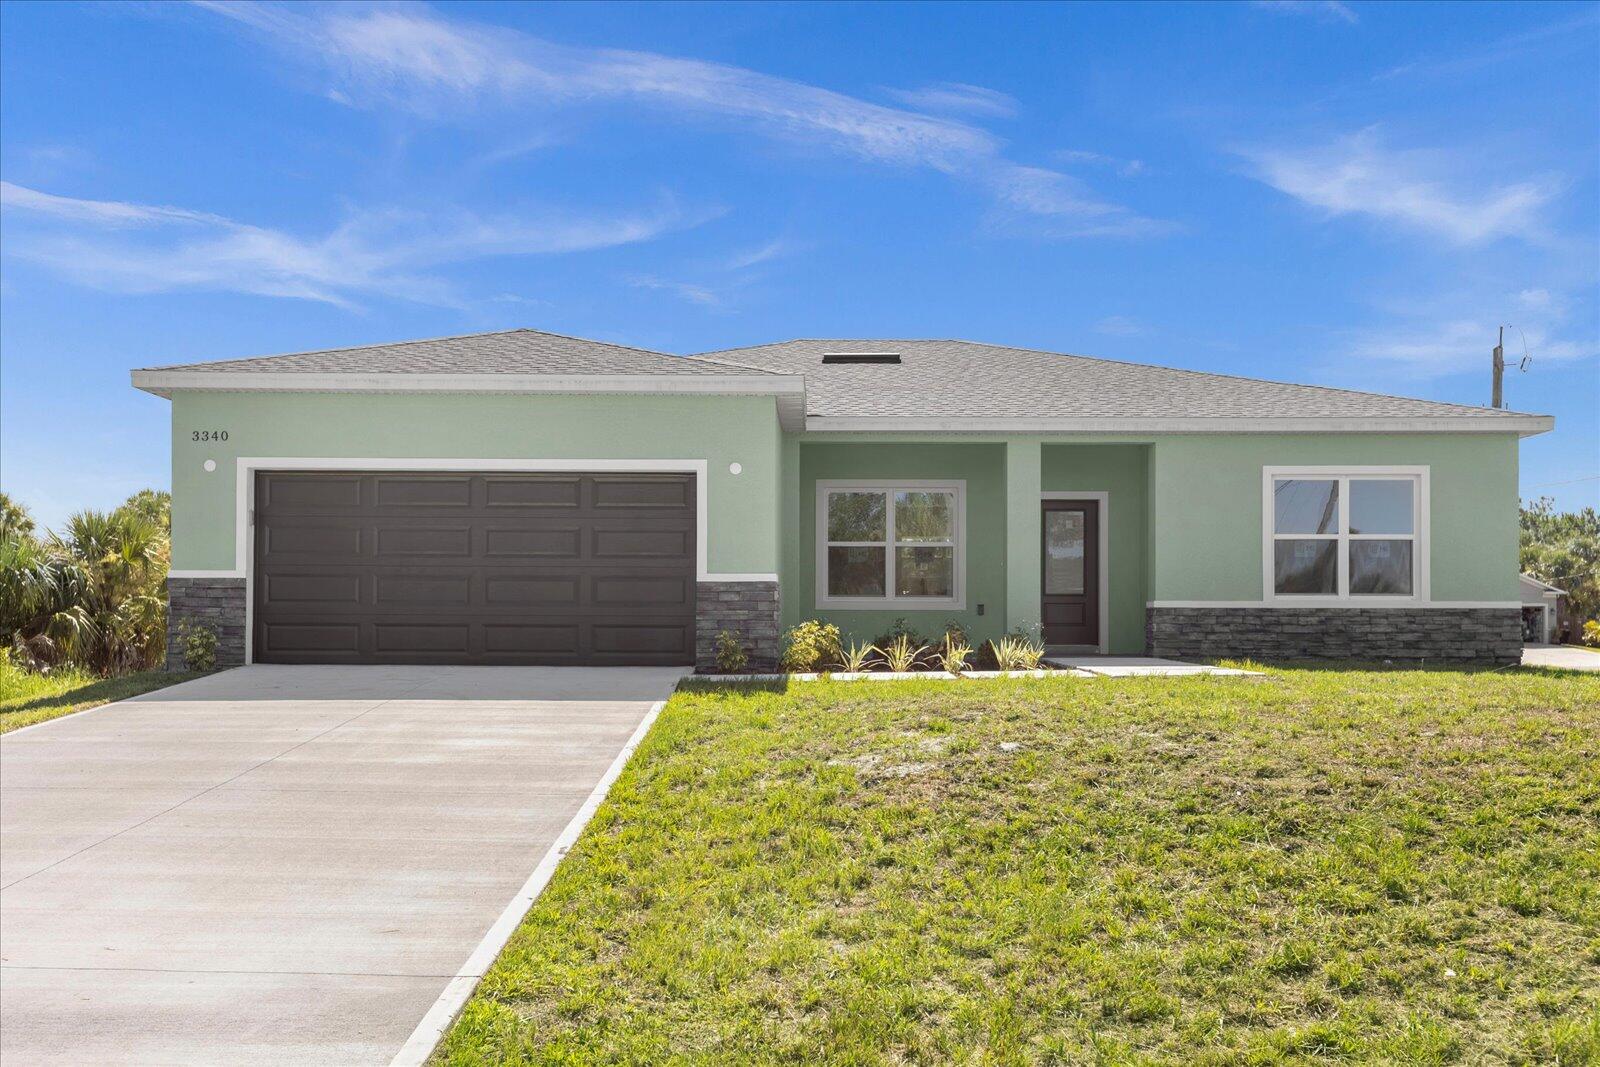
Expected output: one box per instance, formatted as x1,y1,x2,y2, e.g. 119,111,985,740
817,597,966,612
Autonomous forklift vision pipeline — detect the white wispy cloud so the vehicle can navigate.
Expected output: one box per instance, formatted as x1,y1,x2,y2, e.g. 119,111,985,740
0,181,705,307
723,237,798,271
625,274,722,308
1252,1,1358,25
1241,129,1555,244
1057,149,1147,178
195,1,1165,239
1094,315,1145,336
885,82,1018,119
1349,317,1597,380
985,165,1174,238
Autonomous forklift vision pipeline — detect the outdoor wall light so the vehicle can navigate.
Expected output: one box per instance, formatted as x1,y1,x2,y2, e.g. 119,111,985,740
203,459,217,472
729,462,743,475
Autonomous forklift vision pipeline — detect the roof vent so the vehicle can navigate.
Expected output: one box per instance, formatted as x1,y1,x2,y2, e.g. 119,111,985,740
821,352,901,365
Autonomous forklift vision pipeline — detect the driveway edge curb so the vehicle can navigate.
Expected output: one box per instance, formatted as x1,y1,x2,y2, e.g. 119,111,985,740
388,697,668,1067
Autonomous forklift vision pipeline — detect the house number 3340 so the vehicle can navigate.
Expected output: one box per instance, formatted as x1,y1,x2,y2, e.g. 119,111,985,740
191,430,230,442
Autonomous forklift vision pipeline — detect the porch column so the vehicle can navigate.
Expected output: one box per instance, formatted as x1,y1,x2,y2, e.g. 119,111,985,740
1005,438,1042,636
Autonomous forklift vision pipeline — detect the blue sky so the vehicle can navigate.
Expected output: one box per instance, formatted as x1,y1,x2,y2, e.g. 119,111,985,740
2,0,1596,530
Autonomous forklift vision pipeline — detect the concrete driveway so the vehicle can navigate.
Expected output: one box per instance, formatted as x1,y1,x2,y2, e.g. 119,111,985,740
0,664,685,1066
1522,644,1600,671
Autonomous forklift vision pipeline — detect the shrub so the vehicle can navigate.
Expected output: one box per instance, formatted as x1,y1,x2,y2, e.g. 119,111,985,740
714,629,748,673
180,623,218,672
1582,620,1600,648
780,620,843,672
873,616,931,649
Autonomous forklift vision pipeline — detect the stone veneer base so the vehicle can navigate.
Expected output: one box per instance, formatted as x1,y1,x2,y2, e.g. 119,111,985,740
166,577,248,671
695,580,781,673
1146,606,1522,666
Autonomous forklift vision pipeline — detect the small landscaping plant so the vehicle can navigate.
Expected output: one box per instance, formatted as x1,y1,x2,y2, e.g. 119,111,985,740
1583,619,1600,647
936,632,973,674
991,633,1045,671
880,633,927,673
839,639,880,673
713,629,748,673
779,620,843,672
179,622,218,672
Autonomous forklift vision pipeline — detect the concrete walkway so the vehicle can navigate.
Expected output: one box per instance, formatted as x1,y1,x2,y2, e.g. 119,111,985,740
1522,644,1600,671
0,664,685,1066
1044,655,1261,677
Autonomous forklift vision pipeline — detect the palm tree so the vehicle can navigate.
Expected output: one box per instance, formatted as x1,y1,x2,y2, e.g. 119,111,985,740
1,491,172,674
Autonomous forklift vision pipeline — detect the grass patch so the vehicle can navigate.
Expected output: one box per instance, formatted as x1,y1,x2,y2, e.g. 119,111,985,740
438,666,1600,1064
0,660,203,733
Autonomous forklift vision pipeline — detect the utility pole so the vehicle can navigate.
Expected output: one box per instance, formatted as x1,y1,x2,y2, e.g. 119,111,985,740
1492,326,1505,409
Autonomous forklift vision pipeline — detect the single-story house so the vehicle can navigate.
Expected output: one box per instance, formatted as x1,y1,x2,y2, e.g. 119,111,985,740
1518,573,1569,644
132,329,1553,671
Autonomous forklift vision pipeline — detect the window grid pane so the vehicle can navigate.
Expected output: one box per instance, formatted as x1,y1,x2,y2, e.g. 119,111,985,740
823,485,959,603
1267,472,1420,599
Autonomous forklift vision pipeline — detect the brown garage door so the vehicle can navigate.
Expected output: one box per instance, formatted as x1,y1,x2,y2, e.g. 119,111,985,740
252,471,696,665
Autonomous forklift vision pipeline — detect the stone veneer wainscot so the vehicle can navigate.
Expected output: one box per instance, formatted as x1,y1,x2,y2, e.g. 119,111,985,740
695,580,781,672
1146,606,1521,666
166,576,247,670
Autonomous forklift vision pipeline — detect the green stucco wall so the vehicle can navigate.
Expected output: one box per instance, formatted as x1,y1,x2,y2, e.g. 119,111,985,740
1042,444,1150,653
168,392,782,574
1148,434,1521,602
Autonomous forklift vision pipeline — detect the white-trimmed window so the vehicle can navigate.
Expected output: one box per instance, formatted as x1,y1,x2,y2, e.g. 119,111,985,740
817,480,964,609
1264,467,1428,601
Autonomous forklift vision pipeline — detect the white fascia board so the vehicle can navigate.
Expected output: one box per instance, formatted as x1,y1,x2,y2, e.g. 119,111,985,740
802,415,1554,437
130,371,809,430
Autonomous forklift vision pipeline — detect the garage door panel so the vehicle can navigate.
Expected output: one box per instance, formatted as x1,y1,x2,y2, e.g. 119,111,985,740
483,527,582,559
263,524,364,559
254,471,695,665
262,573,362,605
483,623,580,654
260,475,363,511
260,622,362,655
592,528,692,559
484,476,582,508
485,576,581,606
373,477,473,508
592,477,693,509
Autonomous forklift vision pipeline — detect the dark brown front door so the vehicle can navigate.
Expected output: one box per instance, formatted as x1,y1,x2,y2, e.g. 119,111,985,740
1041,499,1099,647
252,471,696,666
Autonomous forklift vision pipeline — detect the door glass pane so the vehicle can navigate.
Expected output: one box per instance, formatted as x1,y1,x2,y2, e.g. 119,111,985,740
1349,480,1414,534
1274,539,1337,594
894,491,953,542
827,546,885,597
827,492,885,541
1274,479,1339,534
1045,510,1086,595
895,546,953,597
1350,540,1413,595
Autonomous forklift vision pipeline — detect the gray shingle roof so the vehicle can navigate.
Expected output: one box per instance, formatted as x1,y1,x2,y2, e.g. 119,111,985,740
689,338,1537,422
142,328,779,377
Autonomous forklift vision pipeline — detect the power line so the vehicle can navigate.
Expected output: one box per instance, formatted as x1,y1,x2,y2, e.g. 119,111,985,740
1521,474,1600,490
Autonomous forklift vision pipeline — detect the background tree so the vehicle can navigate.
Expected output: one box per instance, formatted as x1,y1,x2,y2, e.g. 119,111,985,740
1520,496,1600,626
1,489,171,674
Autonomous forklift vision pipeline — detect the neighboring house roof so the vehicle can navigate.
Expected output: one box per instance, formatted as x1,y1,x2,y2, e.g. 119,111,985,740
130,327,1554,436
689,338,1552,434
1520,573,1568,598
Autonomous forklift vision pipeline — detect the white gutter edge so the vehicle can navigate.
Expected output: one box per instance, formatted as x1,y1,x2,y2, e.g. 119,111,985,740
803,414,1554,436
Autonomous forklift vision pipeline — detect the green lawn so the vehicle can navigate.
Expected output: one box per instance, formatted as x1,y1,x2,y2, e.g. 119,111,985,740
0,660,203,733
440,666,1599,1065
